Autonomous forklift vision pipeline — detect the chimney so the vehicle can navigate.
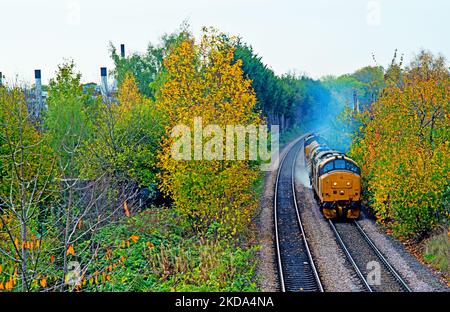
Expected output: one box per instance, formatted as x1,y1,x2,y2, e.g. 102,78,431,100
35,69,43,117
120,44,125,58
100,67,108,98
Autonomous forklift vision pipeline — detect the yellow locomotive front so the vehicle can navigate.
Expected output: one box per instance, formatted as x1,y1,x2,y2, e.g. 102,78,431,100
314,156,361,219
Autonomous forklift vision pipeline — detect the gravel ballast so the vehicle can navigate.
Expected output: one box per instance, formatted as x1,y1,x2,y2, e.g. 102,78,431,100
294,146,363,292
357,213,449,292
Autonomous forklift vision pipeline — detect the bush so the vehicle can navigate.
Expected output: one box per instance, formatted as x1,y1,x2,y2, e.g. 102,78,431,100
77,208,259,292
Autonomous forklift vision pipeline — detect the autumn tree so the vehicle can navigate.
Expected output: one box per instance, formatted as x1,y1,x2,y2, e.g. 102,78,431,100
349,50,449,237
156,28,263,236
43,62,113,290
0,87,58,291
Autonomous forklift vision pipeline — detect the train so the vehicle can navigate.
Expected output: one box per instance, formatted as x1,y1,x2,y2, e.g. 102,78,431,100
304,133,361,219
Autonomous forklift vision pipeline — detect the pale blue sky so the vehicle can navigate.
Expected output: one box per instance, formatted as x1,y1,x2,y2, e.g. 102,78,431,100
1,0,448,85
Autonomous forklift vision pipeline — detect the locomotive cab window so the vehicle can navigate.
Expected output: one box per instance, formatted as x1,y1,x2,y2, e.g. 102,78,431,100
319,159,361,175
320,161,334,175
335,159,345,169
346,161,361,174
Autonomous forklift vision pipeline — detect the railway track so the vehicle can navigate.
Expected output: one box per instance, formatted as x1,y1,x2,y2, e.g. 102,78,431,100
329,219,411,292
274,138,323,292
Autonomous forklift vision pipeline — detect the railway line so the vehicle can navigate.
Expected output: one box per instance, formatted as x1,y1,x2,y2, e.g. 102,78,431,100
274,138,323,292
274,135,413,292
329,220,411,292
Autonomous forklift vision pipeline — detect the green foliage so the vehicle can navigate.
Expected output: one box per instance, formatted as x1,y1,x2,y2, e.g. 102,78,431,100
44,61,95,176
78,208,259,291
234,42,306,131
0,87,59,211
80,74,164,192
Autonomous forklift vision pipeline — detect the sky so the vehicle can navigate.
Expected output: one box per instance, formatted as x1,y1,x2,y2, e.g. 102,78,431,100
0,0,449,85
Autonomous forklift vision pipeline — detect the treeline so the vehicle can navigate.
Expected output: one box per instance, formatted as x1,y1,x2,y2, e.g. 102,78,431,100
110,26,343,134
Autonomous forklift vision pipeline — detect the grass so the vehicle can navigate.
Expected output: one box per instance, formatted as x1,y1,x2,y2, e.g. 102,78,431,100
423,230,450,275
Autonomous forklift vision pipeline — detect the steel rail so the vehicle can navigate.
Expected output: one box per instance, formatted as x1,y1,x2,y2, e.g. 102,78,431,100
328,220,373,292
273,139,297,292
274,136,323,292
291,142,324,292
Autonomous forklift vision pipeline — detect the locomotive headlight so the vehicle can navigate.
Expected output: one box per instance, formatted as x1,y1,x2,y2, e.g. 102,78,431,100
346,182,350,186
333,182,337,186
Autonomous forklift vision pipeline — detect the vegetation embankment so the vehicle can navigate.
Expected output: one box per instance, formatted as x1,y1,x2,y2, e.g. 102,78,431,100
329,51,449,280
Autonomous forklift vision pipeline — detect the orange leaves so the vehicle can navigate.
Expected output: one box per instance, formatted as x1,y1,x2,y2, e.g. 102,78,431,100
1,267,18,291
66,245,75,256
4,280,14,291
123,201,130,217
121,240,130,248
39,277,47,288
117,74,143,116
105,248,113,260
77,219,83,230
22,239,40,250
130,235,140,243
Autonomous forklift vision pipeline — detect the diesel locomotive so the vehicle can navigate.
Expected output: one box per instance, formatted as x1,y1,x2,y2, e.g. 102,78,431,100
304,134,361,219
